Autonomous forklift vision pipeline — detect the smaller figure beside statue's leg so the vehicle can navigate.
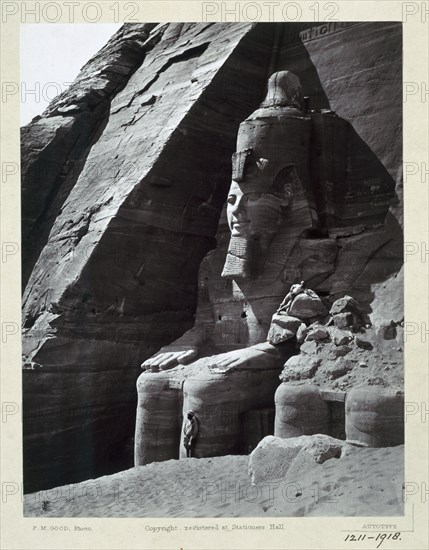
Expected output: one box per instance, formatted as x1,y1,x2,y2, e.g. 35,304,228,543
183,410,199,458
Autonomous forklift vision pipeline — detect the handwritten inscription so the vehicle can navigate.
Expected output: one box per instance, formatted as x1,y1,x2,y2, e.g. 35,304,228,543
344,532,402,548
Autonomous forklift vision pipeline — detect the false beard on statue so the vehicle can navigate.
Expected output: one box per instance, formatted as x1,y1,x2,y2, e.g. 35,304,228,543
221,234,273,280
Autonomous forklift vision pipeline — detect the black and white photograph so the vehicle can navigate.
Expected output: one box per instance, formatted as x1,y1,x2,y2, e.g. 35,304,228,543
1,2,428,549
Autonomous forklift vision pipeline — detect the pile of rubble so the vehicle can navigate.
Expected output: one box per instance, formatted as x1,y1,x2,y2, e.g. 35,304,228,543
268,293,403,391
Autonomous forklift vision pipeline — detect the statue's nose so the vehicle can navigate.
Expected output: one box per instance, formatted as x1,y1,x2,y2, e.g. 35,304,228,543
231,195,246,216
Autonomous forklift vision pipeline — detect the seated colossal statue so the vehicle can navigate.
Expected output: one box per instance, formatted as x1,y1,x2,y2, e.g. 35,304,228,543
135,71,326,464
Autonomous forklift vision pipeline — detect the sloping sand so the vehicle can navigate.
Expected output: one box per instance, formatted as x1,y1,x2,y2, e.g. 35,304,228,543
24,445,404,518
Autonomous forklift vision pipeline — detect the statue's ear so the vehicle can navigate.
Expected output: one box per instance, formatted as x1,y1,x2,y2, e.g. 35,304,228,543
273,165,298,208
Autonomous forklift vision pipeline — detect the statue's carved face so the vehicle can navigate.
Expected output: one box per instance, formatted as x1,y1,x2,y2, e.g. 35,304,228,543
227,181,284,238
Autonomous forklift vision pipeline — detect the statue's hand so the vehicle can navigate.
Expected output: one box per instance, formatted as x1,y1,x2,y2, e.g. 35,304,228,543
141,346,198,372
203,343,282,371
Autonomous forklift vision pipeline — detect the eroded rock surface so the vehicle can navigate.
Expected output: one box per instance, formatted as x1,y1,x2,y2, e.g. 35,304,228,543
249,434,353,484
278,295,403,391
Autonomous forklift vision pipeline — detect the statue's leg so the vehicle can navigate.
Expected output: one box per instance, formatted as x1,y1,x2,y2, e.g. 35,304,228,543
134,370,182,465
274,383,329,437
345,387,404,447
180,367,282,458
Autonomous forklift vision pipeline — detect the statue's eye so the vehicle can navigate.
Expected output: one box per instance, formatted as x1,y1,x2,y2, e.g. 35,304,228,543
227,195,236,205
246,192,262,202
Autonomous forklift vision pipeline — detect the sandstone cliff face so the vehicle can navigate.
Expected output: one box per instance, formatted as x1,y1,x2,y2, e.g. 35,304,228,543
22,22,276,491
21,23,158,288
22,22,402,491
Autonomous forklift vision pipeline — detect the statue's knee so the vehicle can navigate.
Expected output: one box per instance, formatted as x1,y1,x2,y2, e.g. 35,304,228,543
135,371,182,465
345,387,404,447
274,382,329,438
180,368,283,458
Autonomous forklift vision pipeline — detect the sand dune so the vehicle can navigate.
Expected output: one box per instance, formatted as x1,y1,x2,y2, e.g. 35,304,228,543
24,445,404,518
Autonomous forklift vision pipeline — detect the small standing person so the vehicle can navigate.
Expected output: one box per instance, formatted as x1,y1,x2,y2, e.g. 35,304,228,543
183,410,199,458
277,281,307,314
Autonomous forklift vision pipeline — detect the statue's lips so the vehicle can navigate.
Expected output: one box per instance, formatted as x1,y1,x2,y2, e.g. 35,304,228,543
232,221,250,228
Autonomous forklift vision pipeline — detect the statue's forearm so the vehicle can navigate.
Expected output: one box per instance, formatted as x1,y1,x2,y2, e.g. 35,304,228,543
251,341,290,367
253,341,279,353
